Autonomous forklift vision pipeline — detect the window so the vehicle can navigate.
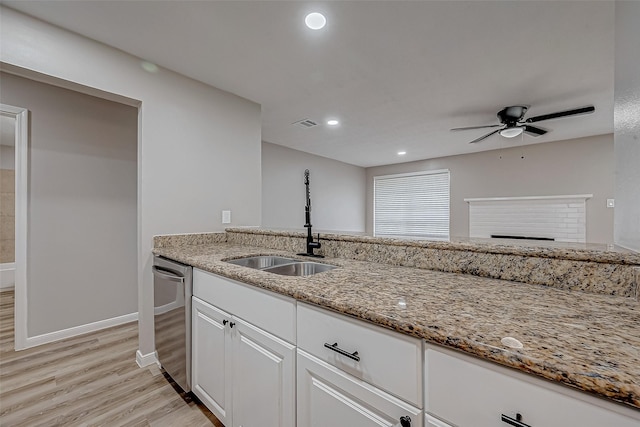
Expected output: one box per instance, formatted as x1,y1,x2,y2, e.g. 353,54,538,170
374,170,450,239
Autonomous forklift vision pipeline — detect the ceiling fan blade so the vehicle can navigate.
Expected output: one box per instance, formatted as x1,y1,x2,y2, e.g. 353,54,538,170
523,125,547,136
525,105,595,123
468,128,501,144
450,124,502,131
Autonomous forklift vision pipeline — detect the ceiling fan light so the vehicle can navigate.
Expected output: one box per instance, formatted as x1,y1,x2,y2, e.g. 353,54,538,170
500,127,524,138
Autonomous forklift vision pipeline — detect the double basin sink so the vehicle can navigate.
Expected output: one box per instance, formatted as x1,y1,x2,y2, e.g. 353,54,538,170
226,255,336,277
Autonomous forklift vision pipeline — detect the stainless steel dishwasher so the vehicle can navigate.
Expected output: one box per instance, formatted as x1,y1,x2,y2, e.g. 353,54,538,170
153,255,192,393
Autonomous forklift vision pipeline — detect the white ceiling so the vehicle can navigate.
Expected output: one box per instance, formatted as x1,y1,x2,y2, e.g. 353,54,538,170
3,1,615,167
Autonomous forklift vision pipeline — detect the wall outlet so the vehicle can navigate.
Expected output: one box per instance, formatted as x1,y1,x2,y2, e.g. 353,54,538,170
606,199,615,208
222,210,231,224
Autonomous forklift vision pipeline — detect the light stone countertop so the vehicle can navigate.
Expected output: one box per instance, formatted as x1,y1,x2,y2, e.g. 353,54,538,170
153,242,640,411
225,227,640,265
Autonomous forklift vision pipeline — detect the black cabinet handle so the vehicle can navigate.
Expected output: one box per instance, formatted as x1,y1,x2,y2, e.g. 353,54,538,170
399,415,411,427
222,320,228,326
501,413,531,427
229,322,235,328
323,342,360,361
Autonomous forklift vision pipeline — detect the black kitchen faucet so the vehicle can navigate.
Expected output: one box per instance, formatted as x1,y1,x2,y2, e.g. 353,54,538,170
298,169,324,258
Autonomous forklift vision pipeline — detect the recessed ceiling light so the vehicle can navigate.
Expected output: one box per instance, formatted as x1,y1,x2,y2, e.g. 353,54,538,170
397,151,407,156
327,119,339,126
305,12,326,30
140,61,158,73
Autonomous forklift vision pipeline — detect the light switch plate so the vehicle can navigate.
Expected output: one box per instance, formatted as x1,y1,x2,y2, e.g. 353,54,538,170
606,199,615,208
222,210,231,224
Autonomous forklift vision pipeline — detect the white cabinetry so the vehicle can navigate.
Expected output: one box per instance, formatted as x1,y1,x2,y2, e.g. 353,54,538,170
297,302,423,427
297,303,423,407
231,316,295,427
424,344,640,427
189,265,639,427
192,297,231,425
192,269,296,427
298,349,421,427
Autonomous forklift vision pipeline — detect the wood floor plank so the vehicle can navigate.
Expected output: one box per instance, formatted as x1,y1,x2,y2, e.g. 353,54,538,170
90,382,186,427
0,289,221,427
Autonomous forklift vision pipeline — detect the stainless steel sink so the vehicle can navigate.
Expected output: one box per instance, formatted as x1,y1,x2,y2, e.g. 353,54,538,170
225,255,336,276
225,256,298,269
263,262,337,277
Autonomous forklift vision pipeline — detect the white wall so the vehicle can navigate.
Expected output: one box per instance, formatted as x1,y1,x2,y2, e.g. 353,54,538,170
0,73,138,335
262,142,366,233
614,1,640,252
0,7,261,356
366,135,615,244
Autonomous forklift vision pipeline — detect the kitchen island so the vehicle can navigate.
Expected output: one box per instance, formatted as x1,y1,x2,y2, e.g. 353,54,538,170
152,229,640,416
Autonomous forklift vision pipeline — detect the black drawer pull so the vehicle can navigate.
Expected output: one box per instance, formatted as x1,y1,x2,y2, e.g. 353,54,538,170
501,413,531,427
222,320,228,326
324,342,360,362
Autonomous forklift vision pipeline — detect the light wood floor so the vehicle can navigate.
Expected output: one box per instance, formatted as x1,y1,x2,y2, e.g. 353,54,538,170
0,289,223,427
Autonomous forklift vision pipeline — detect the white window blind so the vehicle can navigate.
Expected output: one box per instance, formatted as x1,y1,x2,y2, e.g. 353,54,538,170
374,170,450,239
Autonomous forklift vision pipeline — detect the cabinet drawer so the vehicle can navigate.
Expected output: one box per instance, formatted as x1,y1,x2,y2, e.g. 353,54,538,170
425,344,640,427
297,349,422,427
297,303,422,407
193,268,296,343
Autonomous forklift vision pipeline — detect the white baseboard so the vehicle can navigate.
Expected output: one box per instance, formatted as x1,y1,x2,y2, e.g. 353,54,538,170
153,299,182,316
24,311,138,349
136,349,159,368
0,263,15,289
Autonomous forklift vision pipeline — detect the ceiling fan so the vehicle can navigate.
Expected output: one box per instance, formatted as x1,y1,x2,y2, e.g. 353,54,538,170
451,105,595,144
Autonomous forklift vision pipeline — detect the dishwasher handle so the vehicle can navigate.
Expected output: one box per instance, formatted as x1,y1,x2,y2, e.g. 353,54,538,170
152,266,185,283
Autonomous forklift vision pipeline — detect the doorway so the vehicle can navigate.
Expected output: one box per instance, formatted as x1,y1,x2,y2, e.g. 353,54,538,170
0,114,16,286
0,103,28,349
1,72,138,350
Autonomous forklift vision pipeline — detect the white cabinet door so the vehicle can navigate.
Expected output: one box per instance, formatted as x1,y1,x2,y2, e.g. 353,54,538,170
192,295,296,427
232,316,296,427
192,297,233,427
298,349,422,427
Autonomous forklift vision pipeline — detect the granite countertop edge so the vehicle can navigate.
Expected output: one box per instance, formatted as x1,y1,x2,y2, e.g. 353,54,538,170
153,243,640,411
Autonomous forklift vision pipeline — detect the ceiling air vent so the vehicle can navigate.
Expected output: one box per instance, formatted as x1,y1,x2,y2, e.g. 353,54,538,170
292,118,318,129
